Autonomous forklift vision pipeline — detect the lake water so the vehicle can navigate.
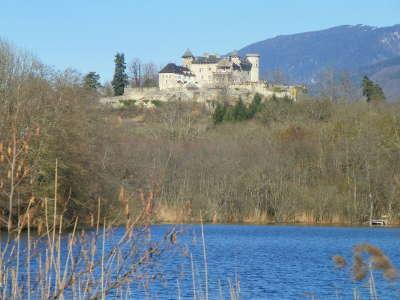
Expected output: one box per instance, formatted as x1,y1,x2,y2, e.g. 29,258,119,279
4,225,400,299
147,225,400,300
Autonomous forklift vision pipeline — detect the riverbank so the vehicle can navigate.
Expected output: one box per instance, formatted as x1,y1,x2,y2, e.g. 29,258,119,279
152,205,399,227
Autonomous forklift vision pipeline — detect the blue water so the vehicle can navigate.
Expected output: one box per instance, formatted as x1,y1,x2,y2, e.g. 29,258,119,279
4,225,400,299
148,225,400,300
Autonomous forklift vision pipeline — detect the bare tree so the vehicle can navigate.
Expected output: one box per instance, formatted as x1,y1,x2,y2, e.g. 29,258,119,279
338,71,359,102
317,68,339,102
142,62,158,87
128,58,142,88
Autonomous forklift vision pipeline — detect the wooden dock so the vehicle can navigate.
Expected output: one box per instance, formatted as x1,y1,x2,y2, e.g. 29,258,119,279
371,219,387,226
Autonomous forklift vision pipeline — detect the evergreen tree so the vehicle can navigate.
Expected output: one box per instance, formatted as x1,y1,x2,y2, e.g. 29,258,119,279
212,102,227,124
248,93,263,118
111,53,128,96
232,98,248,121
362,76,385,103
223,106,235,122
83,72,101,90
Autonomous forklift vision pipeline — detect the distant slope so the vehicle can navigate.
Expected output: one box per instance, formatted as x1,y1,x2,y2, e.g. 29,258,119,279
238,24,400,99
359,56,400,99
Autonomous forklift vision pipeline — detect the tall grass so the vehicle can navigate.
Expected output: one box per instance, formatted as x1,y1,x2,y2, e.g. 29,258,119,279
333,244,397,300
0,162,177,299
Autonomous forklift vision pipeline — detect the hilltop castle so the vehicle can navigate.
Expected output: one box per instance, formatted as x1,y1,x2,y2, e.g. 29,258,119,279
159,49,260,90
101,50,303,106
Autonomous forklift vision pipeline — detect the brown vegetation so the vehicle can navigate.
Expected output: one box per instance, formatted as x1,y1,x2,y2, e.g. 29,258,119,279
118,96,400,225
0,39,158,230
2,38,400,227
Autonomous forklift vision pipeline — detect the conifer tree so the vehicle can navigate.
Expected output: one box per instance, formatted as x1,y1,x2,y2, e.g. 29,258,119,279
212,102,227,124
248,93,263,118
111,53,128,96
362,76,385,103
83,72,101,90
232,98,248,121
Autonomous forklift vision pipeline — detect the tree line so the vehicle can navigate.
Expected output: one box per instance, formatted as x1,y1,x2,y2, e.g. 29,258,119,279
115,77,397,225
82,53,159,97
1,38,398,229
0,40,153,230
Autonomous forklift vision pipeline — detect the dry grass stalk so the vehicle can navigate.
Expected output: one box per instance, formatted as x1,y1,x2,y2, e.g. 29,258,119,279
332,255,346,268
353,244,397,281
0,160,177,299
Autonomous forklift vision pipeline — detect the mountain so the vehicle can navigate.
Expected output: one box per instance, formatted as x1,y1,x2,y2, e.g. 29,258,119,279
238,24,400,99
359,55,400,99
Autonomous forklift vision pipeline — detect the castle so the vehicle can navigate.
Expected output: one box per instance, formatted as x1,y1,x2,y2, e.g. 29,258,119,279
159,49,260,90
100,50,303,106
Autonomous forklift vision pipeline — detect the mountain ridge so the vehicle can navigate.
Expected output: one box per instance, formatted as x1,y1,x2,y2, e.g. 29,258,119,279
238,24,400,99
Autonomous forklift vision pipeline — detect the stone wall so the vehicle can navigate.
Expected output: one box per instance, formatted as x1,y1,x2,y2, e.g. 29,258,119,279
100,83,302,108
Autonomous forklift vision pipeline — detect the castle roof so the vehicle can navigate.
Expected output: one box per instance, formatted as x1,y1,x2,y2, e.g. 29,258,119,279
217,58,231,68
159,63,193,75
182,49,194,58
192,55,220,64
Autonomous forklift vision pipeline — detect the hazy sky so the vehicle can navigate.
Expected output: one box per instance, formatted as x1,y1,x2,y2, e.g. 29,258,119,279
1,0,399,81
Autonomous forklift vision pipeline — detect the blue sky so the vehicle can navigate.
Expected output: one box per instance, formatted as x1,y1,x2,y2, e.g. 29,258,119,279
1,0,399,82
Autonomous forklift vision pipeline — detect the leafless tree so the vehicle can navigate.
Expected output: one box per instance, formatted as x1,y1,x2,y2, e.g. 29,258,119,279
142,62,158,87
128,58,142,88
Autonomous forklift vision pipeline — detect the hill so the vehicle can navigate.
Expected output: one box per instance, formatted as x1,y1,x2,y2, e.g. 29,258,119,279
239,24,400,99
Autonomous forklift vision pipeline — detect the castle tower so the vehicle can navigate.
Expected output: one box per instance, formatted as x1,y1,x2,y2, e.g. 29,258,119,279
182,49,194,68
229,50,240,65
246,54,260,82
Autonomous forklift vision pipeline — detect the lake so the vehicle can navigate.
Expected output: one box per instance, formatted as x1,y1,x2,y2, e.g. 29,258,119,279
3,225,400,299
147,225,400,299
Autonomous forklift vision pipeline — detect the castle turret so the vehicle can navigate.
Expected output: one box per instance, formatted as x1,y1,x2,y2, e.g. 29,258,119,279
182,49,194,68
246,54,260,82
229,50,240,65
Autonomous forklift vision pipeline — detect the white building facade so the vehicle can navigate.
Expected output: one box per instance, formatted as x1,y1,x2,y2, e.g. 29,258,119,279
159,49,260,90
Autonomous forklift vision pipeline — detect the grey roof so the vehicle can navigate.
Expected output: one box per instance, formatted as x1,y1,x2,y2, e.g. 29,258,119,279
182,49,194,58
159,63,193,75
192,55,221,64
217,58,231,68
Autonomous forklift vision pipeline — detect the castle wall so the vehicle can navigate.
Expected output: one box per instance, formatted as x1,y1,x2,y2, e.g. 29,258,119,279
159,72,198,90
189,63,218,87
159,52,261,90
159,73,179,89
232,70,251,84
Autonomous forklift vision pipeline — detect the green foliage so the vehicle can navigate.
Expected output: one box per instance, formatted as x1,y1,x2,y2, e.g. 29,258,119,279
83,72,101,90
119,99,137,107
232,98,248,121
247,93,263,118
362,76,385,103
111,53,128,96
151,100,163,107
212,94,265,124
212,102,227,124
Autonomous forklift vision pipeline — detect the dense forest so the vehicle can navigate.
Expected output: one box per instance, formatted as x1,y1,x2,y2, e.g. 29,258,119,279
1,39,400,229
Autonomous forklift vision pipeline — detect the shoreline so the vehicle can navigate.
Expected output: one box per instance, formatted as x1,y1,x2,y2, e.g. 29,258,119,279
153,221,400,228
